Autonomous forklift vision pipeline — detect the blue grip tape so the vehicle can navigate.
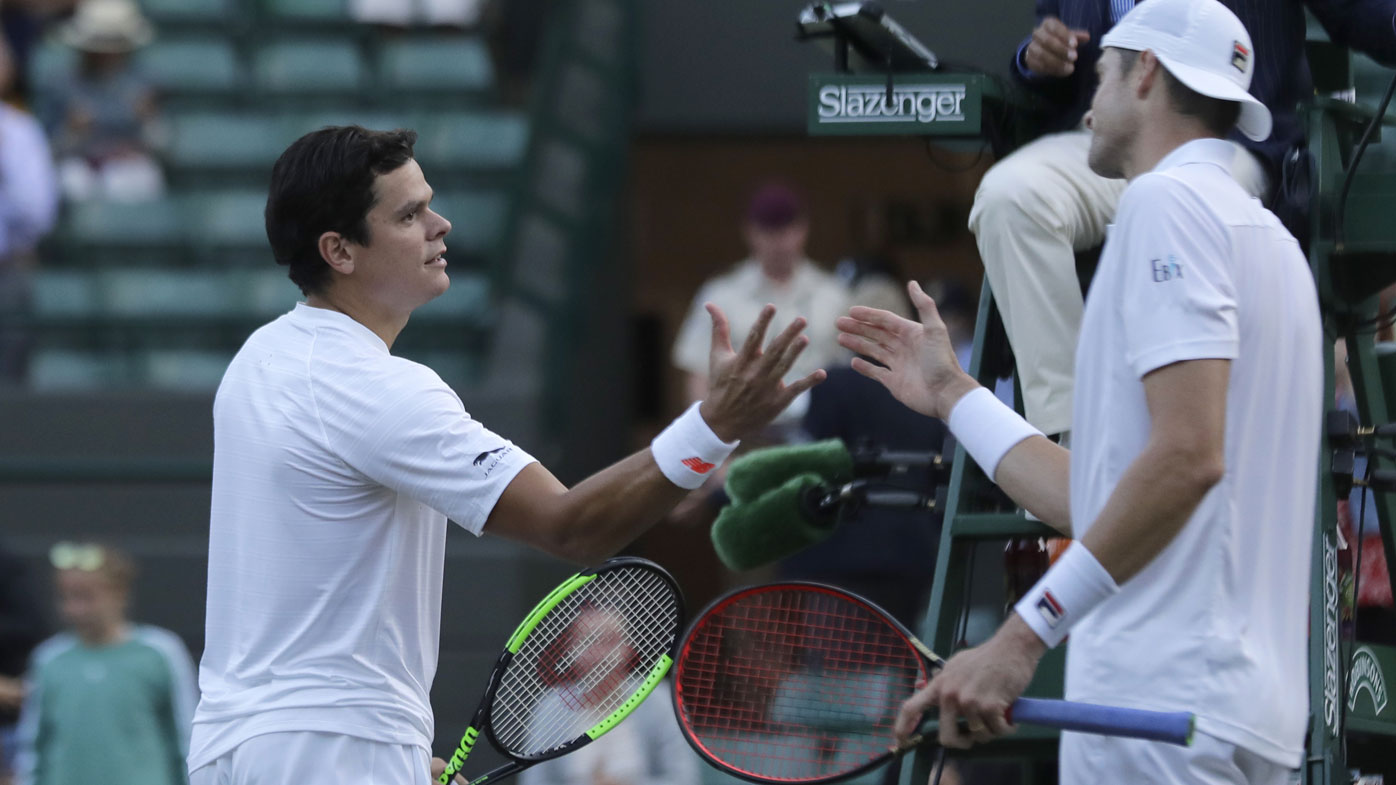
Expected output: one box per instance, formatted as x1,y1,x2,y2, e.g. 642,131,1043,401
1009,698,1194,746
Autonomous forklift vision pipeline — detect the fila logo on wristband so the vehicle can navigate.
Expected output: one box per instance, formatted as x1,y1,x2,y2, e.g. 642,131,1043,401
681,457,716,474
1037,591,1065,629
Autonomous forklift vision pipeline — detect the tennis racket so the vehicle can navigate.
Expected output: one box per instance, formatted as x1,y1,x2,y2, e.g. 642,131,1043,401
436,557,684,785
671,582,1194,785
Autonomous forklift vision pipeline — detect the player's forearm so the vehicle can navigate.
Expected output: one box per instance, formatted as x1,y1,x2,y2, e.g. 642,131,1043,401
1078,440,1223,584
940,382,1071,535
992,436,1072,535
539,450,693,565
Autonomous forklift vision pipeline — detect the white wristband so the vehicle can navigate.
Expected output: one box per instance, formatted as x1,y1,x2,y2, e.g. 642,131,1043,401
651,402,740,490
946,387,1043,481
1014,543,1120,648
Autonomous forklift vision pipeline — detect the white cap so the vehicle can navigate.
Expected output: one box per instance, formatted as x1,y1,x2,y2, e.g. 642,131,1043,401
1101,0,1271,141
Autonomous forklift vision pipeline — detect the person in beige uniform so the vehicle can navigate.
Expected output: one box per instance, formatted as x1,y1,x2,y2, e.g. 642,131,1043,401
672,183,847,421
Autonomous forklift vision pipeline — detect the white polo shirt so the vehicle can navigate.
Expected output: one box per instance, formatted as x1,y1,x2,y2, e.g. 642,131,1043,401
1068,139,1321,767
189,303,535,770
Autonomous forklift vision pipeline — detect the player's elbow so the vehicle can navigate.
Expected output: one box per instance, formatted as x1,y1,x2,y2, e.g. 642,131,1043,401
547,535,612,567
535,518,617,567
1187,454,1225,493
1157,439,1225,495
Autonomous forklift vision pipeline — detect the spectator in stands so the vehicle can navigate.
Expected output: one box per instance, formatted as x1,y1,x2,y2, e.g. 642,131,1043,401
672,181,848,426
0,542,48,785
38,0,165,203
0,36,59,386
14,543,196,785
971,0,1396,442
351,0,489,30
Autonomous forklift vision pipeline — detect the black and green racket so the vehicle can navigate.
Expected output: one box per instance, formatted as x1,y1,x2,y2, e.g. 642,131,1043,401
436,557,685,785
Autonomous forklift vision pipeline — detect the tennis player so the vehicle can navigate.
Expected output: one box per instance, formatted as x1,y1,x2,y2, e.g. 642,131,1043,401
837,0,1320,782
186,126,823,785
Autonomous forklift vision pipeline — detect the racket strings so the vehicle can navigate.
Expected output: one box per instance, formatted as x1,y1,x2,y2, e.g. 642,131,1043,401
676,587,928,782
492,567,680,758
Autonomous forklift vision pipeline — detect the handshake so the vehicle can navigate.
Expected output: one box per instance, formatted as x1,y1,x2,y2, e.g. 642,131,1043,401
710,439,948,570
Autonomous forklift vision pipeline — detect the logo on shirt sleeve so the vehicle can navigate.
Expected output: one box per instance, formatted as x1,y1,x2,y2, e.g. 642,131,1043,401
474,446,513,476
1151,255,1184,283
1036,591,1065,629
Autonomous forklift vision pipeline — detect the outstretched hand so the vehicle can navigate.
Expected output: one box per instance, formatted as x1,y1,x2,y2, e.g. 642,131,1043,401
835,281,979,420
699,303,826,442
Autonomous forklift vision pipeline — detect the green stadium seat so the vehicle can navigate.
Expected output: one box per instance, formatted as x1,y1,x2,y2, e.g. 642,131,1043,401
1345,56,1396,173
32,271,98,317
167,112,290,177
185,191,271,257
415,111,529,172
242,268,302,318
142,349,236,389
61,199,184,264
100,268,241,316
136,36,244,97
285,110,411,138
413,271,490,318
261,0,347,23
29,350,128,390
397,350,480,388
1353,55,1396,113
253,39,368,98
379,36,494,99
429,191,507,261
140,0,239,25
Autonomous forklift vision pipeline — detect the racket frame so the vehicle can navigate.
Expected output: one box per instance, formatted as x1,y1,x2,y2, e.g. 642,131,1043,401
673,581,1195,785
671,581,935,785
438,556,685,785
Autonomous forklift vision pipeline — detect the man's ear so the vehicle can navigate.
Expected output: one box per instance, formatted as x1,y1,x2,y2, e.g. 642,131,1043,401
318,231,354,276
1135,49,1162,99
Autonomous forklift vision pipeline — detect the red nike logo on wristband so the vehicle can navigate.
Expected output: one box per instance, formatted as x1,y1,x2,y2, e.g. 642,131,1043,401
681,457,716,474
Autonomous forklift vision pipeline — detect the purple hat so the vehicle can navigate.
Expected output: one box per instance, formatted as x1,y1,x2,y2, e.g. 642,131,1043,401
746,182,806,229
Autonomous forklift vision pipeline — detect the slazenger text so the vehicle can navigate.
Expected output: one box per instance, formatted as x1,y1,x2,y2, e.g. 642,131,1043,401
817,85,967,125
1324,534,1339,733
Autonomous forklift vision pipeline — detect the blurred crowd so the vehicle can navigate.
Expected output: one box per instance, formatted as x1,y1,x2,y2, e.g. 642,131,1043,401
0,0,544,387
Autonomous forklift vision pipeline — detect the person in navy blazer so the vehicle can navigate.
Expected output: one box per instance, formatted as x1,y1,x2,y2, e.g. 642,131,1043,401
967,0,1396,442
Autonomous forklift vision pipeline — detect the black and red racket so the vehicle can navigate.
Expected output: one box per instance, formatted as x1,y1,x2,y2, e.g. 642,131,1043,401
671,582,1193,784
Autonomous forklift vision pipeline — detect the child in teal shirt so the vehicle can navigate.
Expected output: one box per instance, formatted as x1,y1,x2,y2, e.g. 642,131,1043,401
14,543,196,785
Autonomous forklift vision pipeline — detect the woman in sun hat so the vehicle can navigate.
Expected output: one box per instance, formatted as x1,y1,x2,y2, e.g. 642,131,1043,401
38,0,166,202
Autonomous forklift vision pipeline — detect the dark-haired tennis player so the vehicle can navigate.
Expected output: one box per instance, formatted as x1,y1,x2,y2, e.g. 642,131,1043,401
838,0,1320,782
186,126,824,785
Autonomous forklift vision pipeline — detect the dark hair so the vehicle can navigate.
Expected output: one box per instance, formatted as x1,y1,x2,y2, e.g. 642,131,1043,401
1116,49,1241,138
265,126,418,296
1158,69,1242,137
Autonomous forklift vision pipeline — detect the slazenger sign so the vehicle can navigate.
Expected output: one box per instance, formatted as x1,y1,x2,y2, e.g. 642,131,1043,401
808,74,985,136
1323,533,1340,735
819,84,966,124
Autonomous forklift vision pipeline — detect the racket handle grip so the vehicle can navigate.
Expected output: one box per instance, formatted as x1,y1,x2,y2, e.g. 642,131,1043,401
1008,698,1195,746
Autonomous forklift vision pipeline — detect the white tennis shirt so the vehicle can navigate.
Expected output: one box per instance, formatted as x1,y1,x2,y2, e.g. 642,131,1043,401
1067,139,1321,767
188,303,535,770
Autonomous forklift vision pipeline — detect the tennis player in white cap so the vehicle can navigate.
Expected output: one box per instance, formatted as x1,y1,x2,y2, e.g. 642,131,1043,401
837,0,1321,781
